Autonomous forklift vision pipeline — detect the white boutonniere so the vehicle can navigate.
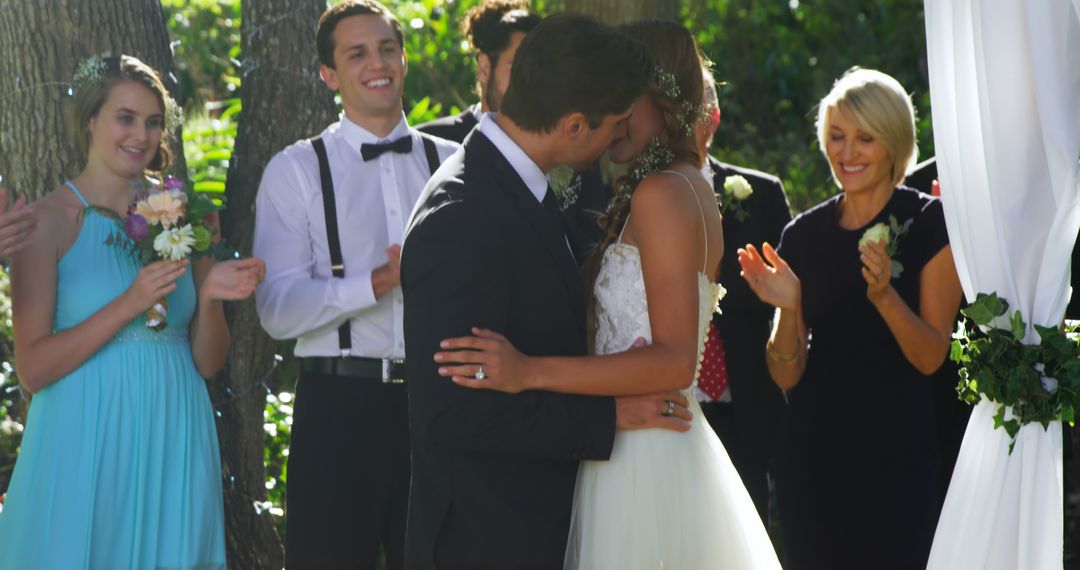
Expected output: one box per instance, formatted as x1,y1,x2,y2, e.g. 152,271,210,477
719,175,753,221
548,165,582,211
859,214,913,278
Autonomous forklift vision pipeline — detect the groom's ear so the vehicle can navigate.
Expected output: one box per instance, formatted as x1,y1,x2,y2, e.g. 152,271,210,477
559,112,589,140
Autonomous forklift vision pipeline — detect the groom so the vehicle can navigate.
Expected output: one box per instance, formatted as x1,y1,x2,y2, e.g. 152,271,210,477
402,13,689,569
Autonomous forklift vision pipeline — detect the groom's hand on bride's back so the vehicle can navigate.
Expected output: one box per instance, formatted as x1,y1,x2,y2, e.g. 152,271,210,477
615,392,692,432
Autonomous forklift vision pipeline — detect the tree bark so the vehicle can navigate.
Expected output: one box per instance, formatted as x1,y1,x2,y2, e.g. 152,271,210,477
0,0,182,199
216,0,336,567
564,0,680,23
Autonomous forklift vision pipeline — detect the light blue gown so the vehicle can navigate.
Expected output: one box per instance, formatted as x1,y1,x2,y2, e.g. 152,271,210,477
0,182,226,569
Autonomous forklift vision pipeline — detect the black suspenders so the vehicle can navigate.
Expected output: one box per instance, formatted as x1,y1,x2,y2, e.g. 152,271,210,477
310,133,442,356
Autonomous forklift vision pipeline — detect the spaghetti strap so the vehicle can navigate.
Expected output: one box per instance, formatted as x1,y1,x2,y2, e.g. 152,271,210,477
617,212,632,244
660,169,709,274
64,180,90,207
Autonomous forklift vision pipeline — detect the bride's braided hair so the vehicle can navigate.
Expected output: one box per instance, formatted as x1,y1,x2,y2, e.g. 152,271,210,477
582,20,711,349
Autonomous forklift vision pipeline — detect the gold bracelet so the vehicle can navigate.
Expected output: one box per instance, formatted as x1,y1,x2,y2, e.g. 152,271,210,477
766,342,801,363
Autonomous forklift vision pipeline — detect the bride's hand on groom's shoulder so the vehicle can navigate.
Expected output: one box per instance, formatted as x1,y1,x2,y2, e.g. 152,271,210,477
737,242,800,310
615,391,692,433
436,327,531,393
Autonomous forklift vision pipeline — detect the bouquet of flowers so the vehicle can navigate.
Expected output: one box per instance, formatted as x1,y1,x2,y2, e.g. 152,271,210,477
109,176,223,330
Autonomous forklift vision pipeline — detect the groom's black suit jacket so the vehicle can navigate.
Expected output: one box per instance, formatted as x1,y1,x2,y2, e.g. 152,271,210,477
401,131,617,569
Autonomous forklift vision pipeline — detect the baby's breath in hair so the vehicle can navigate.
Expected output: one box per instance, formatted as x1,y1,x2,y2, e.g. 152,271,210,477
653,65,681,99
653,65,703,137
675,102,701,137
72,55,109,91
614,137,676,200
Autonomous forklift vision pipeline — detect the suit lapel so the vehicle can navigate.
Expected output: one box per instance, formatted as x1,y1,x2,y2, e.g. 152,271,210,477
468,134,586,327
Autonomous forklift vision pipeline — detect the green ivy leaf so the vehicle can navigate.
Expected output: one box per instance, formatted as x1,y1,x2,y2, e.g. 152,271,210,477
962,292,1008,326
1061,405,1075,426
950,339,968,364
1010,309,1026,341
1003,419,1020,440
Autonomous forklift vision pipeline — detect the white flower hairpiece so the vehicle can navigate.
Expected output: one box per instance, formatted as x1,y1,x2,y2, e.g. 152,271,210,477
72,55,109,90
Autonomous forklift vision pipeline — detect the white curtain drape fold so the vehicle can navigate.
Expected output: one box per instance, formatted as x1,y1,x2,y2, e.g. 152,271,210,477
924,1,1080,568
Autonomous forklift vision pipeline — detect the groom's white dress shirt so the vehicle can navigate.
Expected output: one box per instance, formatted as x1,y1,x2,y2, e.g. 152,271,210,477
253,111,457,358
476,113,549,203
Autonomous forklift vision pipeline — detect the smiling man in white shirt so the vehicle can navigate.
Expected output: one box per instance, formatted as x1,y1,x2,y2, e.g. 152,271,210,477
252,1,456,568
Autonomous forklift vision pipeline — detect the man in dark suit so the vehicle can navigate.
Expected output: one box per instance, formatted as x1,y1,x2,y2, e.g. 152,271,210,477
693,76,790,525
415,1,540,143
401,14,690,569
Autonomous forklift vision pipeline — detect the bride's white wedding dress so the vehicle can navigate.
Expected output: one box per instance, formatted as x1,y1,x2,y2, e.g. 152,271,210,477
565,171,781,569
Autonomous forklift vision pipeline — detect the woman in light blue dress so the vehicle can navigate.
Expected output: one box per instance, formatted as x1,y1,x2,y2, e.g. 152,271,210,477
0,55,264,569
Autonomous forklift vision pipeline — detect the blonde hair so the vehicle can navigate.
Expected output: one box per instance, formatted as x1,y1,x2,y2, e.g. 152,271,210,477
816,67,917,188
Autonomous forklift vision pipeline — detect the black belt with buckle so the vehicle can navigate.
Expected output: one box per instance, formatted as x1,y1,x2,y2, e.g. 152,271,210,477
301,356,406,383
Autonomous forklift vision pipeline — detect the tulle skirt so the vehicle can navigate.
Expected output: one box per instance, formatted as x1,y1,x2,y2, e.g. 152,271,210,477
565,398,781,569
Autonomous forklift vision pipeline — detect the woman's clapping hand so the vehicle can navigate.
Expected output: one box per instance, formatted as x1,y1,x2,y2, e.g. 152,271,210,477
737,242,800,310
199,258,266,302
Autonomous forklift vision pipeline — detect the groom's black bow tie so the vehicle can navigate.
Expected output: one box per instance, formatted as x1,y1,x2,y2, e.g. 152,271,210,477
361,135,412,161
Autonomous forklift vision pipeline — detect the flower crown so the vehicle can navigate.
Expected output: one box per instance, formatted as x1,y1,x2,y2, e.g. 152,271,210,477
71,54,183,132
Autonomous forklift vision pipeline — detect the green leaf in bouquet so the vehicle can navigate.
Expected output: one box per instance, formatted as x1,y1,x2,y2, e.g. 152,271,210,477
186,195,219,223
192,225,212,252
891,260,903,279
1062,404,1076,426
888,214,902,235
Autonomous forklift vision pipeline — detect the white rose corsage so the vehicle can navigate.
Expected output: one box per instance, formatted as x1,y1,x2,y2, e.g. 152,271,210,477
858,214,912,278
719,174,753,221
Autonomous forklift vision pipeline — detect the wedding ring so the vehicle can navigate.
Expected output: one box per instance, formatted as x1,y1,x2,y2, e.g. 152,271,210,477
662,400,676,417
474,366,487,381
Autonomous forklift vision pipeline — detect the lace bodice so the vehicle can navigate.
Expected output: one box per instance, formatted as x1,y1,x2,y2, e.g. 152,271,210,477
592,242,724,385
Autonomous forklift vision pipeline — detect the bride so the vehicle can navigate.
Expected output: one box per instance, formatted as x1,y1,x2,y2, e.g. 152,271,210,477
434,19,781,568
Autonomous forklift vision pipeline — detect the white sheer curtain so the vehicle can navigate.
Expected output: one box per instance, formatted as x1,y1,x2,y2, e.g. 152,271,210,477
924,1,1080,568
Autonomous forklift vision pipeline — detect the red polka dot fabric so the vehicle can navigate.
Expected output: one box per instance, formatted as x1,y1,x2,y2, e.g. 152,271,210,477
698,322,729,400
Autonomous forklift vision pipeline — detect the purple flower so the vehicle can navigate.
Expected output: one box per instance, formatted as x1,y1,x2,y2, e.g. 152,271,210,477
125,214,149,241
163,176,185,191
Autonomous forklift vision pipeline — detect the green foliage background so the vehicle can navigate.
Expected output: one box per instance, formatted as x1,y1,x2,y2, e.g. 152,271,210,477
162,0,935,214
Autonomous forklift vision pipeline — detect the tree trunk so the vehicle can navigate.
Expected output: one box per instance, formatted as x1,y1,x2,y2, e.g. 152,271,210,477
564,0,680,23
216,0,336,567
0,0,183,199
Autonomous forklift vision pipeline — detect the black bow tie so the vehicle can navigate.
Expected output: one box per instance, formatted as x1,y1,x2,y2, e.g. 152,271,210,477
361,135,412,161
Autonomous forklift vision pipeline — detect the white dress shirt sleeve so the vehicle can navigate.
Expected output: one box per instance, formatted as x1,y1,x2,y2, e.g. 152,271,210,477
253,150,379,340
